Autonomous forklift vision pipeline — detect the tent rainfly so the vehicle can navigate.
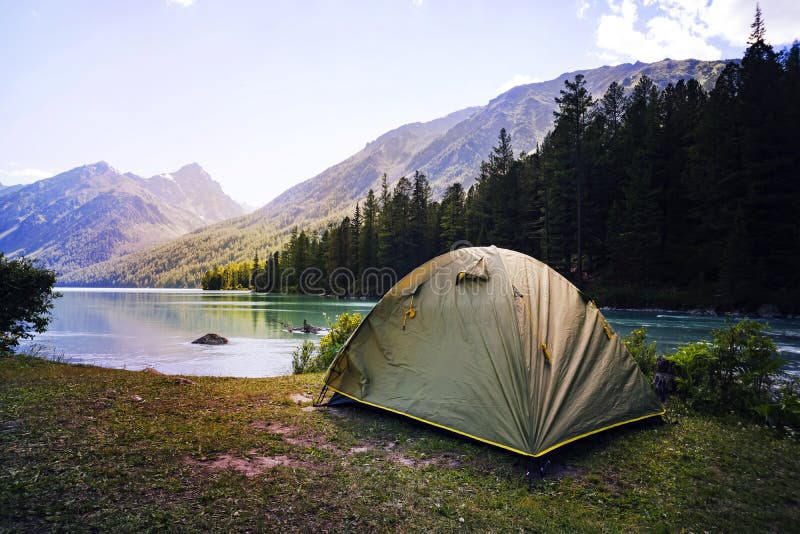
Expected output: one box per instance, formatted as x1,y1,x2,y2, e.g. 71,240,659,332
321,246,664,458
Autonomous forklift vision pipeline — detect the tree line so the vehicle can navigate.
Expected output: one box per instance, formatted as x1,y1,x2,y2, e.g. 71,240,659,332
203,12,799,311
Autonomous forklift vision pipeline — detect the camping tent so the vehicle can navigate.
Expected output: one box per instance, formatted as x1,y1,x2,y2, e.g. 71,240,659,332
321,246,664,458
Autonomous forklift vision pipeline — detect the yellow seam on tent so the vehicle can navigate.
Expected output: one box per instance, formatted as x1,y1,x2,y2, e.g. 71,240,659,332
402,295,416,330
326,386,536,457
531,410,666,457
541,343,552,363
602,322,614,340
328,386,665,458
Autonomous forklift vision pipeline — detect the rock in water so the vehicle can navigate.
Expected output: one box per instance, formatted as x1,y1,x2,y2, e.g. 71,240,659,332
192,333,228,345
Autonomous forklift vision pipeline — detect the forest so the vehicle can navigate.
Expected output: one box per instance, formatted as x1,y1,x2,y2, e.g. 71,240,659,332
203,15,800,313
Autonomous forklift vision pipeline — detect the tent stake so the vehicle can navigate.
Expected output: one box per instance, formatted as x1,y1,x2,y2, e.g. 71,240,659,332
313,384,329,407
538,456,551,478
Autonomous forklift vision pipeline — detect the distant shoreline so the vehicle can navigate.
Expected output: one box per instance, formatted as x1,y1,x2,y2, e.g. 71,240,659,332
51,286,799,319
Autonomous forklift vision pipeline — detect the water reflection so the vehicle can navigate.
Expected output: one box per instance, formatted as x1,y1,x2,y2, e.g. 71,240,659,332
24,289,375,377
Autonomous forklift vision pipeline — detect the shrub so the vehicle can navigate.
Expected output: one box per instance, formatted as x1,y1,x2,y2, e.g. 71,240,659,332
666,341,716,407
623,327,657,379
291,312,362,374
710,319,783,407
0,254,60,352
316,312,362,369
665,319,798,433
291,340,317,374
754,377,800,438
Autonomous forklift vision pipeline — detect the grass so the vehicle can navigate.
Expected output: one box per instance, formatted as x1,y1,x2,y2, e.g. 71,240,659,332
1,353,799,532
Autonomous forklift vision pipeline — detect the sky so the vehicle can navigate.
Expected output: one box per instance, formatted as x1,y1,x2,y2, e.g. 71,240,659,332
1,0,798,206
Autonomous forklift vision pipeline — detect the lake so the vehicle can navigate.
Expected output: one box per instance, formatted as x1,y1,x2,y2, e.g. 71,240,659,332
22,288,800,377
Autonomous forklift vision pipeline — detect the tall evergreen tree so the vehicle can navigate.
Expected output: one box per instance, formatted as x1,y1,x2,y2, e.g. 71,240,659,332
350,202,361,277
439,183,466,250
551,74,594,284
409,171,431,266
608,76,661,281
359,189,379,273
734,5,795,298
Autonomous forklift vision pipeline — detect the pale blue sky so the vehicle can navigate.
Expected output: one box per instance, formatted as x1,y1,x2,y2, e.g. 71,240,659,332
1,0,797,205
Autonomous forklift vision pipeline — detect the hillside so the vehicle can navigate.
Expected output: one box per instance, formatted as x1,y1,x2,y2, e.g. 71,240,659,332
0,162,243,275
62,58,730,287
259,58,728,221
0,183,24,198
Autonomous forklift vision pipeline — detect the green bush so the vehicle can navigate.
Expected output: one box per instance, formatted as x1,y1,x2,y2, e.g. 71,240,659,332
711,320,784,407
291,312,362,374
665,320,798,433
623,327,657,379
0,254,60,351
666,341,716,407
754,378,800,438
291,340,317,374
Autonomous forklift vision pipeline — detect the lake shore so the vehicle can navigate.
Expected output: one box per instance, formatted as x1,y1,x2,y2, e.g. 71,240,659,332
2,354,798,531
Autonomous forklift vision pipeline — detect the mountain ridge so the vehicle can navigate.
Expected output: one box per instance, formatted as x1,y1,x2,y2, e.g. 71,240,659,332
61,57,732,287
0,162,244,274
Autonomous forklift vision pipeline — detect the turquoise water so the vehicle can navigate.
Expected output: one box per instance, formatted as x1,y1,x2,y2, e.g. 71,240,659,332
22,289,800,377
601,309,800,375
23,289,375,377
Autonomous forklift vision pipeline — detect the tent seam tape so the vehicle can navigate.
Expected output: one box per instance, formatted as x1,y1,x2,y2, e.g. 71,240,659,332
326,385,535,457
532,409,667,457
327,385,665,458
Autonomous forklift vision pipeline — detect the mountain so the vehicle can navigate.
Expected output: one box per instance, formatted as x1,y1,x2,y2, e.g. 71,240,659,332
261,58,728,222
0,183,24,198
133,163,244,223
406,59,728,194
62,58,730,287
263,107,481,225
0,162,243,274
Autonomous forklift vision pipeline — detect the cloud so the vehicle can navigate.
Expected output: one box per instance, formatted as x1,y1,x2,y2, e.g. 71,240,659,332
167,0,196,6
411,0,424,6
595,0,720,63
577,0,591,19
592,0,800,65
497,74,542,94
0,167,53,185
671,0,800,46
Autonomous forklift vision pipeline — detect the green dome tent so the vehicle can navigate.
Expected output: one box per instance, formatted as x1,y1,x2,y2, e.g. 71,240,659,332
321,246,664,458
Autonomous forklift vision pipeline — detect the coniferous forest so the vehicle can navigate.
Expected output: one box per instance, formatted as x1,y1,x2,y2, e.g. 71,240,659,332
203,15,800,313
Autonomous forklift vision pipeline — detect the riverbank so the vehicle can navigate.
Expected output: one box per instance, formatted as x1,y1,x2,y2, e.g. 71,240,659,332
2,354,798,531
586,281,800,318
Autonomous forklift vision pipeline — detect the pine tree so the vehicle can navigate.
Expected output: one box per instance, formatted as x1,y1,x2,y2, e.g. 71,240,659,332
391,176,413,275
687,62,742,289
518,150,546,259
359,189,379,275
409,171,431,265
608,75,661,281
482,127,514,178
439,183,466,250
654,79,706,282
588,82,627,268
551,74,594,284
350,202,361,277
377,174,395,268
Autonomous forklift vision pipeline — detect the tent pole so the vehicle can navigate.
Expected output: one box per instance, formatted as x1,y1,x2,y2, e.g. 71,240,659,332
313,384,329,407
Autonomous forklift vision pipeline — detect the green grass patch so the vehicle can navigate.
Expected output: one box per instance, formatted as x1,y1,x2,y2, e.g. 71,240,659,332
1,353,798,531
